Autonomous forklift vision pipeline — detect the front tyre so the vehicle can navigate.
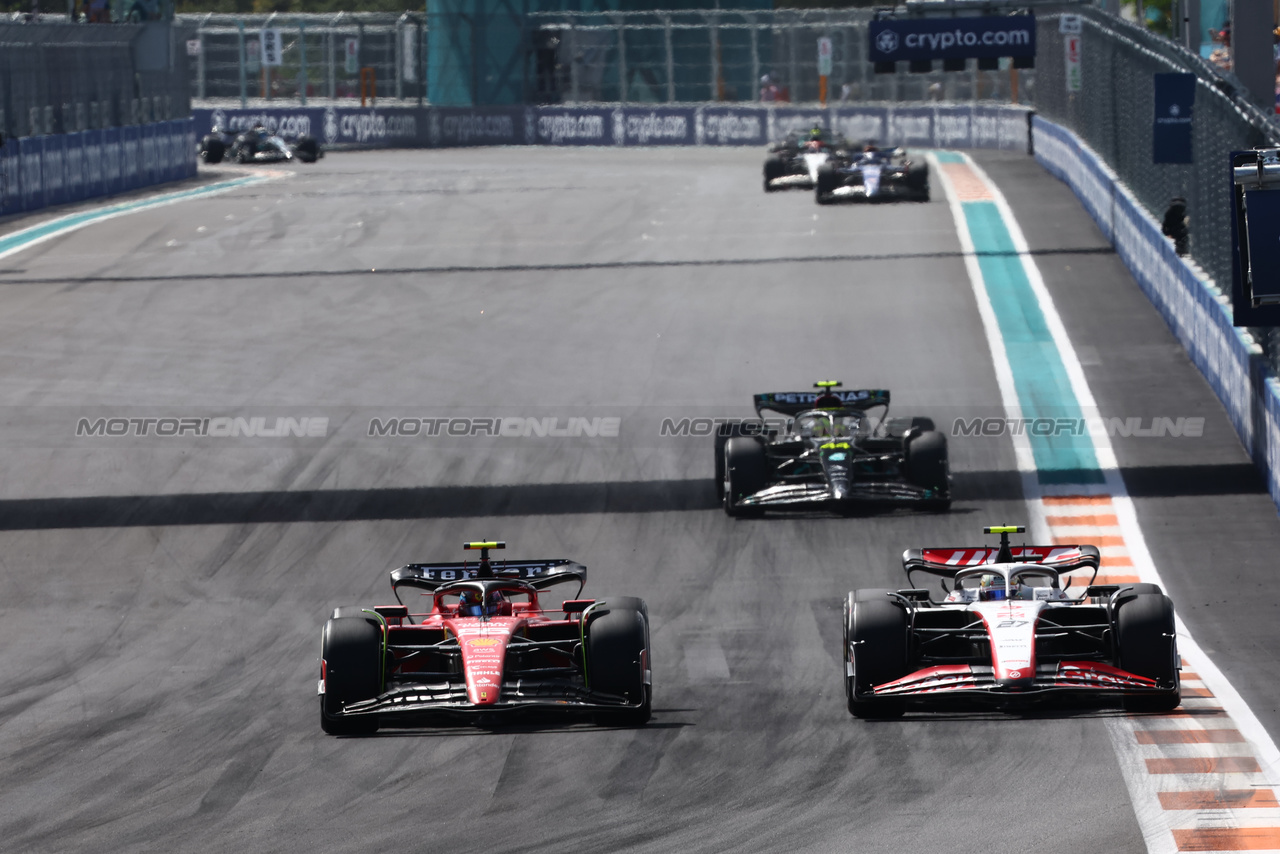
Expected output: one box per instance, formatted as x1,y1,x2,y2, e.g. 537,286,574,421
587,604,651,725
847,594,908,718
724,437,767,517
815,164,840,204
320,616,382,735
1117,593,1180,712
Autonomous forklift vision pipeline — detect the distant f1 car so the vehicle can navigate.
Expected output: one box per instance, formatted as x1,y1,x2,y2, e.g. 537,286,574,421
716,381,950,516
763,125,850,192
815,146,929,204
843,526,1181,717
199,124,321,165
319,541,652,733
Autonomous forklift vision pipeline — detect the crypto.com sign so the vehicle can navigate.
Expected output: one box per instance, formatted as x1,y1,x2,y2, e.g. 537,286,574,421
869,16,1036,63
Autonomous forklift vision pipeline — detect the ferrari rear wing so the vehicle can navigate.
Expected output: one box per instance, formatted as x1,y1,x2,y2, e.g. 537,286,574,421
753,388,889,417
902,545,1102,579
390,560,587,595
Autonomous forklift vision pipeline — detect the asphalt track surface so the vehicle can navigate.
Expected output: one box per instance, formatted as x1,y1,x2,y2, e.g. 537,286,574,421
0,147,1275,853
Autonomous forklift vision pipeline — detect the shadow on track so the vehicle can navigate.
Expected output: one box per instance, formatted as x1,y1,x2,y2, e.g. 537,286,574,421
0,464,1257,530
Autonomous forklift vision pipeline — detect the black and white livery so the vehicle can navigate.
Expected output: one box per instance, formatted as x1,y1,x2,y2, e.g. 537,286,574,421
763,126,850,192
815,145,929,204
843,526,1181,717
715,381,950,516
199,124,322,165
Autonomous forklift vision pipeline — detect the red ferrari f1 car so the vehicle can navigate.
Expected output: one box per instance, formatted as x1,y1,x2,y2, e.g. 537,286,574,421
319,541,652,734
843,526,1181,717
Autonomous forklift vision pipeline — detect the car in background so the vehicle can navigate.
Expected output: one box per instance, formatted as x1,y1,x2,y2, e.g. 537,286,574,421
763,125,850,192
199,124,321,165
716,381,950,516
842,526,1181,717
816,145,929,204
319,541,651,733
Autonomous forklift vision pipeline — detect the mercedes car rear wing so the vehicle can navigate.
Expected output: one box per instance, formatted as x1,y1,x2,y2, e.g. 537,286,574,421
753,388,890,417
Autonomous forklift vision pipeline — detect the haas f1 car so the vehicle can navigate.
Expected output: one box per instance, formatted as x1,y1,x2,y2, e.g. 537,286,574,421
199,124,321,165
763,126,849,192
715,381,950,516
843,526,1181,717
815,146,929,204
319,541,651,733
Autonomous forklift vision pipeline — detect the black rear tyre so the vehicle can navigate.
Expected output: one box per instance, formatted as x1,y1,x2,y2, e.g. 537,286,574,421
320,616,382,735
587,606,651,725
815,164,840,204
905,162,929,201
1117,593,1180,712
200,136,225,164
763,156,786,192
294,136,320,163
724,437,767,517
847,595,908,718
904,430,950,508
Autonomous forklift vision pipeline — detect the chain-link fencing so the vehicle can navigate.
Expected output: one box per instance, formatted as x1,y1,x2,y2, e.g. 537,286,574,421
0,22,190,140
526,9,1023,106
1026,6,1280,365
174,13,425,105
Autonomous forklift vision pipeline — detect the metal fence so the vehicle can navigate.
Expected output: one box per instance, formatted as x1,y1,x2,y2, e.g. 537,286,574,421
0,22,190,140
1026,7,1280,362
174,13,425,105
182,9,1028,108
526,9,1027,105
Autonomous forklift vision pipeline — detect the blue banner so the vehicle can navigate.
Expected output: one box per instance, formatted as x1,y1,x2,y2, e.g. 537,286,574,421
697,107,766,146
614,107,696,146
42,135,65,208
1153,73,1194,164
19,136,42,212
532,108,615,146
429,107,529,147
869,16,1036,63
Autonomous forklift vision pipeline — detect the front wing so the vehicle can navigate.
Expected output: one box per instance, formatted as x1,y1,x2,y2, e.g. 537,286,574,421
739,480,942,507
864,661,1176,704
322,680,645,721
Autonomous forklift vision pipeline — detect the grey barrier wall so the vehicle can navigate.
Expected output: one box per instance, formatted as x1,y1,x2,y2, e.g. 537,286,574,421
0,119,197,218
1033,115,1280,511
192,103,1033,151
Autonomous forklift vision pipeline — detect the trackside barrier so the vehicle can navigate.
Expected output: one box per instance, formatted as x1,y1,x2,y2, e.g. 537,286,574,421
1033,116,1280,510
0,119,197,219
192,103,1033,152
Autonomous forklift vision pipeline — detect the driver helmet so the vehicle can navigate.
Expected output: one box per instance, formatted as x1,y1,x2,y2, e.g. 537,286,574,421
457,590,484,617
810,125,824,139
979,573,1007,601
485,590,509,617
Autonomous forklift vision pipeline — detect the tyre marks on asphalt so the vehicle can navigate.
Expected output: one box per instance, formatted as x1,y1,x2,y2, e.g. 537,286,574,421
933,150,1280,854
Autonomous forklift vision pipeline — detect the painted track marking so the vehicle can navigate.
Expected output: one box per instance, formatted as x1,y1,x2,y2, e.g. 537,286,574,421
0,170,281,262
932,150,1280,854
